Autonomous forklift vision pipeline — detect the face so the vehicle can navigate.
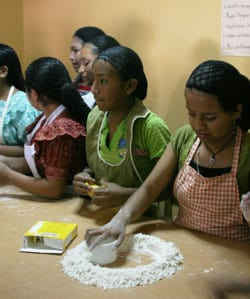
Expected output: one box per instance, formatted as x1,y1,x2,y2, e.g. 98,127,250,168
185,88,241,144
78,44,97,86
69,36,84,72
91,60,129,112
0,66,8,87
26,89,42,111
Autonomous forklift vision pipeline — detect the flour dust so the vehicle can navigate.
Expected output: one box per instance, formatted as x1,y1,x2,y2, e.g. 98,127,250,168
61,233,183,289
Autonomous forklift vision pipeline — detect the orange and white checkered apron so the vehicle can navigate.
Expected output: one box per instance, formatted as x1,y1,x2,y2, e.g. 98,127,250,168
173,127,250,242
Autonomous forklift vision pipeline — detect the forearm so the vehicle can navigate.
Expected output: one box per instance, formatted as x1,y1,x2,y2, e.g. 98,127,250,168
117,185,158,224
7,170,66,199
116,186,137,202
2,156,30,173
0,145,24,157
114,144,177,224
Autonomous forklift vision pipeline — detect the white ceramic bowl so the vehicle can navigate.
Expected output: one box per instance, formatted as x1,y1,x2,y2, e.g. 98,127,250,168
89,237,117,265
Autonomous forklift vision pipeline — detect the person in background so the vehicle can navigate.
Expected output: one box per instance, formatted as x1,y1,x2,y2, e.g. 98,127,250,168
69,26,105,95
78,34,120,109
73,46,171,213
84,60,250,249
0,57,87,199
0,43,40,157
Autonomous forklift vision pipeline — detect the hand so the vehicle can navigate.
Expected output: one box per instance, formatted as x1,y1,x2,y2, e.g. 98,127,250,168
0,161,11,185
72,171,96,196
90,180,128,208
240,192,250,222
85,211,128,251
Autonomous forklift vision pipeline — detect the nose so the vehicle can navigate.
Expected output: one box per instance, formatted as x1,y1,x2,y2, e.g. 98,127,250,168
91,81,98,94
78,63,85,74
69,50,75,61
194,117,207,132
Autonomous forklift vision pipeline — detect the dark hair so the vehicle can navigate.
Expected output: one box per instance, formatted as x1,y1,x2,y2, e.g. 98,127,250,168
86,35,120,55
25,57,90,123
95,46,148,100
186,60,250,131
0,43,25,91
73,26,105,44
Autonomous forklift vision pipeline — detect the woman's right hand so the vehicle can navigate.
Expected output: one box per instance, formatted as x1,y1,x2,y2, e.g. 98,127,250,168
73,171,96,196
85,209,129,250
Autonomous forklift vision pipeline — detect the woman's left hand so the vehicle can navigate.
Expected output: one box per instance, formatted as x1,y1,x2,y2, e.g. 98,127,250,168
90,181,129,207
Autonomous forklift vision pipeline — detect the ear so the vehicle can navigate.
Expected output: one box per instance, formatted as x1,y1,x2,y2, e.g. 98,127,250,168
29,89,39,101
234,104,243,120
124,79,137,96
0,66,8,79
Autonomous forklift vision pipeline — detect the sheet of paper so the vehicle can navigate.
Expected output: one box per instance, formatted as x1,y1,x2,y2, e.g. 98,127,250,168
221,0,250,56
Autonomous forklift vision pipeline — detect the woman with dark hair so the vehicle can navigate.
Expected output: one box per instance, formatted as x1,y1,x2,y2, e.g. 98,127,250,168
69,26,105,95
78,34,120,109
85,60,250,249
73,46,171,210
0,43,40,156
0,57,87,199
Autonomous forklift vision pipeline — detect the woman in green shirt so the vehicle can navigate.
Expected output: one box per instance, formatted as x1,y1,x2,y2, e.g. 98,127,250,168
73,46,171,209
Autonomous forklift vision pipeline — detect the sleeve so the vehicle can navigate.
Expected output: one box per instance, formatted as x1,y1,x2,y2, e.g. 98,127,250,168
10,93,40,143
39,134,85,181
170,125,196,170
142,113,172,160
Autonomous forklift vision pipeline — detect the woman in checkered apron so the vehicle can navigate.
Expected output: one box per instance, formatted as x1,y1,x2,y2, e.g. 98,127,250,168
85,60,250,250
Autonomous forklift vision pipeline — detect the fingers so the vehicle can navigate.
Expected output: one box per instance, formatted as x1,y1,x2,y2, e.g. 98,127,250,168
73,176,96,196
242,192,250,202
111,233,125,250
85,229,108,251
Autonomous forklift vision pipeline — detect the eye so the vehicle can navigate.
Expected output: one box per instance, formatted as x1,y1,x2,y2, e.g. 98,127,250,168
100,79,107,85
203,116,217,122
187,111,195,117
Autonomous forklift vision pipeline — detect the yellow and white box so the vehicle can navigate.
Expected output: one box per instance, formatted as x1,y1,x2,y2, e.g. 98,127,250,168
20,221,77,254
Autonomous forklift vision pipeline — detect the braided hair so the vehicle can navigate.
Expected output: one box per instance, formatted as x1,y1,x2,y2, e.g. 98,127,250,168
0,43,25,91
73,26,105,44
96,46,148,101
25,57,90,123
85,35,120,55
186,60,250,131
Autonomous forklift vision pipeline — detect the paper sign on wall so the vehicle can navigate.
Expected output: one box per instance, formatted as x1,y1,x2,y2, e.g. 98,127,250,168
221,0,250,56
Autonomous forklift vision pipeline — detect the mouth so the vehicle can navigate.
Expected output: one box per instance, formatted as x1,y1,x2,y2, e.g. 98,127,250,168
94,97,105,104
196,132,209,139
72,62,79,69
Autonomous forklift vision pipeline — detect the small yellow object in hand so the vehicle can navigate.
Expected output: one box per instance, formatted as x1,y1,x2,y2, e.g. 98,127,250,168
85,183,100,198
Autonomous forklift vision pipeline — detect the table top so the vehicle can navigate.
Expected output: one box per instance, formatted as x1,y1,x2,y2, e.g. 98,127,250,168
0,186,249,299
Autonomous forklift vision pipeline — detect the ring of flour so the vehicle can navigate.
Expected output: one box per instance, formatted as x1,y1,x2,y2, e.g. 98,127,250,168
61,233,183,289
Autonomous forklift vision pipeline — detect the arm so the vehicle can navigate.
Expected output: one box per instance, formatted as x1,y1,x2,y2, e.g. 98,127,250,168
0,162,66,199
0,156,30,173
85,144,178,249
0,145,24,157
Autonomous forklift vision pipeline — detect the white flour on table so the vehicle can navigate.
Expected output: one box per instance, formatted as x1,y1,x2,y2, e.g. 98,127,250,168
61,233,183,289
